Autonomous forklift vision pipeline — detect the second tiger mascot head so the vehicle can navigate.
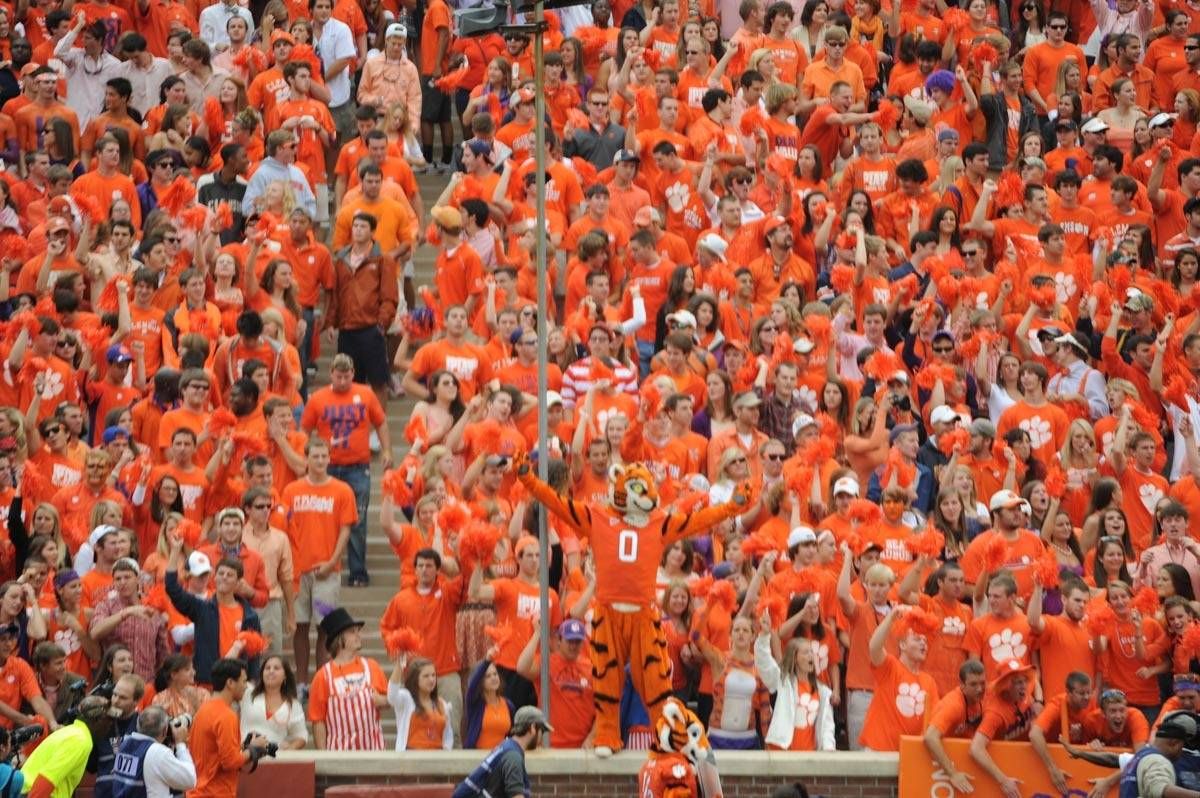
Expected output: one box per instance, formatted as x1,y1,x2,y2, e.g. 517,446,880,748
650,697,724,798
608,463,658,527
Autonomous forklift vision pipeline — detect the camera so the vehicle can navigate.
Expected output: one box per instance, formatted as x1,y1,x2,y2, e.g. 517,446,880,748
9,725,41,748
171,714,191,731
891,392,911,412
242,734,278,772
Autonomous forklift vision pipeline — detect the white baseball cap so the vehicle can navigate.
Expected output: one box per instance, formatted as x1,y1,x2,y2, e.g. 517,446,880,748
1081,117,1109,134
787,526,817,547
930,405,958,425
187,552,212,577
988,489,1031,514
833,476,860,496
385,22,408,39
696,233,728,261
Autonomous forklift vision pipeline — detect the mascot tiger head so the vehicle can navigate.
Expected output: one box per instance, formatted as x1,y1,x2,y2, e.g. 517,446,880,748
608,463,658,524
653,697,723,798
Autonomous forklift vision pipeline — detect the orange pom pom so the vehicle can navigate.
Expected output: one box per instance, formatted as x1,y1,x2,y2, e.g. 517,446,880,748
758,593,787,626
896,607,941,639
404,414,428,445
175,518,203,548
208,409,238,438
895,274,920,302
863,350,905,383
1133,585,1160,616
438,503,470,533
237,630,268,657
1037,549,1061,589
215,203,234,230
983,535,1008,573
74,194,103,224
937,427,969,457
1030,284,1057,310
384,627,423,658
875,99,900,132
830,263,855,294
740,531,783,561
908,525,945,558
157,176,196,216
381,468,413,506
1044,465,1066,499
1086,595,1117,636
995,171,1026,210
707,580,737,614
969,42,998,73
804,314,832,344
1181,623,1200,661
846,498,883,526
458,522,503,569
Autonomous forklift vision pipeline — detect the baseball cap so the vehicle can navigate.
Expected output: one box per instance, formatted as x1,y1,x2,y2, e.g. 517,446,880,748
733,392,762,410
888,422,919,444
559,618,586,641
187,551,213,577
989,489,1030,513
613,148,640,164
512,705,554,732
106,344,133,364
764,216,789,236
466,139,494,163
787,527,817,547
667,309,697,328
101,426,129,445
833,477,860,497
215,507,245,525
633,207,660,227
431,205,462,230
1124,290,1153,312
1054,331,1090,354
969,418,996,438
46,216,70,234
1055,118,1077,131
1149,112,1176,129
930,405,958,425
385,22,407,39
1156,711,1198,740
696,233,727,261
546,391,563,408
270,29,295,46
88,525,121,550
791,413,816,438
1081,117,1109,134
937,128,960,143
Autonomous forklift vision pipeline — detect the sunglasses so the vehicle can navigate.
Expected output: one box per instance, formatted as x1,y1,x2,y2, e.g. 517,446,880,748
686,49,702,55
43,425,63,435
729,457,748,465
933,346,954,354
764,453,786,461
1188,45,1200,50
733,176,753,185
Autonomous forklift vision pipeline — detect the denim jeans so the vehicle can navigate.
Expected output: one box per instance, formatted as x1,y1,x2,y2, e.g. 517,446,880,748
328,462,371,582
300,307,316,401
636,339,655,379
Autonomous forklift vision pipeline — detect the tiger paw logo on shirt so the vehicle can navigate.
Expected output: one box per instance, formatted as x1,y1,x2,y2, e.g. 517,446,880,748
942,616,966,636
794,693,820,727
895,683,926,718
987,629,1027,662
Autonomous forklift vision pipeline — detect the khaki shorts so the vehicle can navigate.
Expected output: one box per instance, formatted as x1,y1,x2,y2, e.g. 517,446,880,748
315,183,330,224
294,571,340,625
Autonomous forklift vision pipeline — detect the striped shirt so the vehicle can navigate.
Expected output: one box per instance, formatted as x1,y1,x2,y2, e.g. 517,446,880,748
560,357,640,409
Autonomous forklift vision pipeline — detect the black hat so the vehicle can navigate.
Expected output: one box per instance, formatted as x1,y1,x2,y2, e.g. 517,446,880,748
318,608,364,652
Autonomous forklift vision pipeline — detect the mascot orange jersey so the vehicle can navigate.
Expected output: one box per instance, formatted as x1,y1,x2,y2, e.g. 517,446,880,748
516,456,748,753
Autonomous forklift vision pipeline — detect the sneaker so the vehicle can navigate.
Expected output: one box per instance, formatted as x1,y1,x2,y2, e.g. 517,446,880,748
370,429,381,453
436,161,454,174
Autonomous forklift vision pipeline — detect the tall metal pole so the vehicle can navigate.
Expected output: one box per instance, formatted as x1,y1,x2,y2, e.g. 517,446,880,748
531,0,553,725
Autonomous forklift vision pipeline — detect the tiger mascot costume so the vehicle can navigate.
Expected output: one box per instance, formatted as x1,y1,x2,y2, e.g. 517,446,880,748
638,697,723,798
515,454,749,756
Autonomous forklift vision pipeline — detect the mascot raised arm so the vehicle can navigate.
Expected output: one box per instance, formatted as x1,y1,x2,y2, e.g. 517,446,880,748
639,696,723,798
514,453,750,756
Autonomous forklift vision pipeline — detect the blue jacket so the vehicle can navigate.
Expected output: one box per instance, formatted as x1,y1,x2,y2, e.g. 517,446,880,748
164,571,260,684
463,658,513,749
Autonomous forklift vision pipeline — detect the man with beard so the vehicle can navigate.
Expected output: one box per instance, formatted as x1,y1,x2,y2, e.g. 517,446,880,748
453,706,552,798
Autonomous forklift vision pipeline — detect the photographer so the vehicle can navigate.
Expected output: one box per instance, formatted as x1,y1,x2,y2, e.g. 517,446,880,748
110,706,197,797
191,658,270,798
31,642,87,725
20,696,113,797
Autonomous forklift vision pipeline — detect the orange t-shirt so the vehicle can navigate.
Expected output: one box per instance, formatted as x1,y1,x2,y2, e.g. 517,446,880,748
1098,617,1169,706
477,699,511,749
976,693,1035,742
858,653,939,751
845,599,894,691
71,171,141,229
147,463,208,524
281,477,359,575
928,686,982,740
300,384,386,467
963,612,1034,683
1034,692,1091,744
187,698,244,798
917,593,973,698
1035,614,1095,700
379,577,465,675
959,529,1047,600
490,577,561,670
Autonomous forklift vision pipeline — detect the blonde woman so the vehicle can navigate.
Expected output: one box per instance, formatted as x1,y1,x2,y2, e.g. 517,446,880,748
1057,418,1099,527
748,47,779,86
1050,58,1091,115
382,101,427,169
755,612,835,750
143,512,186,583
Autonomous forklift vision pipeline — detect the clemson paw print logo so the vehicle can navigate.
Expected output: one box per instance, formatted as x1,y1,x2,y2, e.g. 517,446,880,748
40,369,64,399
895,682,926,718
795,693,820,727
873,287,891,305
810,640,829,674
972,291,989,310
1055,272,1077,302
796,385,818,412
1019,416,1051,450
942,616,966,636
987,629,1027,662
664,182,690,212
1139,483,1164,514
53,627,79,654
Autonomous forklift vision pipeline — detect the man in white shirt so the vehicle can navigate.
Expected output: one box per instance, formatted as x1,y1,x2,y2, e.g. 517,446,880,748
54,14,122,127
198,0,253,50
311,0,358,145
110,706,197,797
117,34,174,117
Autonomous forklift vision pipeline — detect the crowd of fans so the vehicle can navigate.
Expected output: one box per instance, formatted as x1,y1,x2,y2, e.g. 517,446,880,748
0,0,1195,791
